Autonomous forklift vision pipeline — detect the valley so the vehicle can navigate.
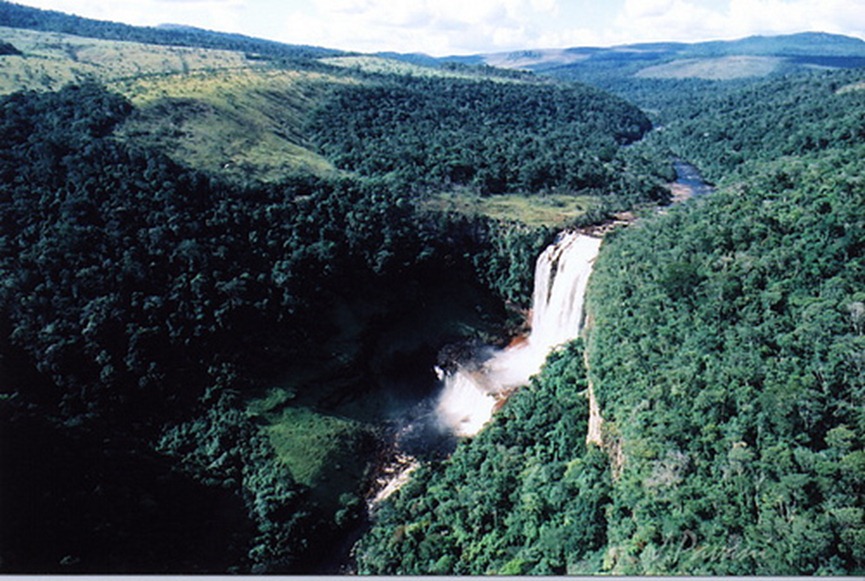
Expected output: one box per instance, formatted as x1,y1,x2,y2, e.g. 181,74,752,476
0,1,863,576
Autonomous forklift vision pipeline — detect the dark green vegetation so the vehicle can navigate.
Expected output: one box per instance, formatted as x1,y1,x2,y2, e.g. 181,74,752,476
308,77,651,195
0,33,657,571
357,68,865,575
303,72,670,224
0,38,19,54
651,68,865,180
0,83,435,572
0,82,489,573
585,156,865,574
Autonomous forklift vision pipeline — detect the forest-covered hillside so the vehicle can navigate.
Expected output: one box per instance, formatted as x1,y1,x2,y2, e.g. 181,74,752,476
650,68,865,179
307,76,653,195
0,24,668,200
357,67,865,576
0,80,521,573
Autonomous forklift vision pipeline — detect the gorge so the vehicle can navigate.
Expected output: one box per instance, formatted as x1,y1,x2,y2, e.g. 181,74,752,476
421,161,711,447
358,160,717,571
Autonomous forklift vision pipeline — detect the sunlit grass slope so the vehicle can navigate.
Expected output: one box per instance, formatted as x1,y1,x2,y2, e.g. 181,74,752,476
246,386,374,511
426,191,599,228
635,56,785,80
0,25,249,92
113,69,352,182
0,26,347,181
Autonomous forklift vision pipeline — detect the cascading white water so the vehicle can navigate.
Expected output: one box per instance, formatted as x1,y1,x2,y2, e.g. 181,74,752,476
436,231,602,437
433,369,498,438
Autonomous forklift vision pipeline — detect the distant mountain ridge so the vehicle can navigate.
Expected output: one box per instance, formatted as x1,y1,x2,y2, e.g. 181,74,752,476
446,32,865,82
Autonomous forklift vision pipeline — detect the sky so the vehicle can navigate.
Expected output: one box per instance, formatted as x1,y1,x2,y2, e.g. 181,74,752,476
9,0,865,56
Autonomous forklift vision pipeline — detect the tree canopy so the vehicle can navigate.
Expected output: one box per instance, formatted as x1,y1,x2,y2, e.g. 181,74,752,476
308,76,655,197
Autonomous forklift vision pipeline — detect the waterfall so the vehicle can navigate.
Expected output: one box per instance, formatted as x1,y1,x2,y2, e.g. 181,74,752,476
435,231,602,437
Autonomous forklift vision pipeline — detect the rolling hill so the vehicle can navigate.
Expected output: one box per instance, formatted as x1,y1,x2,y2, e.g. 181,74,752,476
0,23,346,181
0,9,666,206
444,32,865,82
0,0,342,59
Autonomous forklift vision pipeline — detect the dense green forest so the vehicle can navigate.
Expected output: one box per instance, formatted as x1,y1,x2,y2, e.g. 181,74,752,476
308,77,654,196
650,69,865,180
584,150,865,574
357,68,865,575
0,83,433,572
0,83,493,572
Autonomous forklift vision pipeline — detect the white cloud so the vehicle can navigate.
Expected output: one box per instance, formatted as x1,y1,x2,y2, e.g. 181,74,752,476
284,0,566,55
612,0,728,44
151,0,244,4
288,0,865,55
623,0,677,20
727,0,865,38
531,27,610,49
610,0,865,45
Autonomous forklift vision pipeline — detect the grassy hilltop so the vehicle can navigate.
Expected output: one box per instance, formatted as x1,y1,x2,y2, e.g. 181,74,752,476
0,24,345,182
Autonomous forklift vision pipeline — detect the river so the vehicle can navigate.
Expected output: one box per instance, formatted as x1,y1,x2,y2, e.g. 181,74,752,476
671,159,715,200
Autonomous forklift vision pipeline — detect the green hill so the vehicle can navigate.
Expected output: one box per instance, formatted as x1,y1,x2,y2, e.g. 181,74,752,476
0,0,342,59
0,23,665,198
0,25,343,181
